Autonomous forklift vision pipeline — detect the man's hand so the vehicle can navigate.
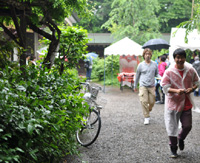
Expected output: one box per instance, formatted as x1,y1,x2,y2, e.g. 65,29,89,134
176,89,185,95
184,87,194,94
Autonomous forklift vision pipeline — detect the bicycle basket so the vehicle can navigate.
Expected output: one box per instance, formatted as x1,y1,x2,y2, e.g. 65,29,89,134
91,87,99,98
83,92,92,101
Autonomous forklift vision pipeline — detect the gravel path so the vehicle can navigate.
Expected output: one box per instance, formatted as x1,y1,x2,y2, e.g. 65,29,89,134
65,86,200,163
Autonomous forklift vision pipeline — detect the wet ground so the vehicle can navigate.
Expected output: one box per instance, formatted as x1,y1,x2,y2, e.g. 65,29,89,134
64,85,200,163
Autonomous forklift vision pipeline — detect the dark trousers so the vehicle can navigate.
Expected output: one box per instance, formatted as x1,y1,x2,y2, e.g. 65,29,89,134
155,82,165,102
169,109,192,147
86,68,92,80
155,82,161,101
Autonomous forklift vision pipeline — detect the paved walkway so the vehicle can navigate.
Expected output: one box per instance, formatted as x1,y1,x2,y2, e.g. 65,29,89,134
65,86,200,163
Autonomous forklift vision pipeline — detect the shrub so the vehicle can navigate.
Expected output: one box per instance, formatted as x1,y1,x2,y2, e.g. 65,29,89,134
0,66,88,162
91,55,120,84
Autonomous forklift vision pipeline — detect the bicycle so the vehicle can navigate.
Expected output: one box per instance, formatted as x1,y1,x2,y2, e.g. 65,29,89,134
76,82,105,147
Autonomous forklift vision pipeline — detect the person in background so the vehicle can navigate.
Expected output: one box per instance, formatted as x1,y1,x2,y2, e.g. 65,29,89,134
156,55,167,104
134,48,158,125
155,56,161,102
155,56,160,65
161,48,200,158
158,55,167,77
155,77,161,103
163,53,170,67
26,53,31,65
192,56,200,96
30,56,37,66
84,56,93,81
189,52,197,64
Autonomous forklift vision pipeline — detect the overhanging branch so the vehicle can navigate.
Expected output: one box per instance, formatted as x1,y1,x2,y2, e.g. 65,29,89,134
10,5,24,46
0,23,21,46
28,22,52,40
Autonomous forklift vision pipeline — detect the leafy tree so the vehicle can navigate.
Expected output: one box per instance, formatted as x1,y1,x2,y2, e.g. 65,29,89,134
102,0,161,45
55,25,89,74
177,0,200,42
0,0,88,69
78,0,112,33
78,0,192,35
158,0,192,33
0,31,18,69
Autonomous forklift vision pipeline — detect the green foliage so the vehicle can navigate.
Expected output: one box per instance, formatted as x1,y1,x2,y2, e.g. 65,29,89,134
1,0,89,26
39,25,89,74
103,76,120,86
57,25,89,70
0,0,89,67
158,0,192,33
151,49,169,61
78,0,111,33
91,55,120,85
78,0,193,35
177,0,200,42
91,58,105,81
102,0,161,45
0,66,88,162
0,33,18,69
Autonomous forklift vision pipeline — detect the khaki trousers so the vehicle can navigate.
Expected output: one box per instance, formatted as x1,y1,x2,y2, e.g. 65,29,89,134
139,86,155,118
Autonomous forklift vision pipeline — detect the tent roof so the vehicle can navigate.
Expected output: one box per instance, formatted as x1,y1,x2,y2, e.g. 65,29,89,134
170,28,200,51
104,37,143,56
169,27,200,63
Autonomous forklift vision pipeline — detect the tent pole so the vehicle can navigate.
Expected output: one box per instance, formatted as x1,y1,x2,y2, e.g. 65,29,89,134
112,54,113,86
103,54,106,93
191,0,194,19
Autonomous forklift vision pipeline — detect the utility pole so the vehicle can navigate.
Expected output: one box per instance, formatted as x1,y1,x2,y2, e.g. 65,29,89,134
191,0,194,18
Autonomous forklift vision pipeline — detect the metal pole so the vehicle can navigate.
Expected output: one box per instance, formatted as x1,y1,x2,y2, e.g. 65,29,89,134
191,0,194,19
112,54,113,86
103,54,106,93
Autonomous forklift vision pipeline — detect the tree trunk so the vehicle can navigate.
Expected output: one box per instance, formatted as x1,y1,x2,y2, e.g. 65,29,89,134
19,14,27,69
43,38,60,69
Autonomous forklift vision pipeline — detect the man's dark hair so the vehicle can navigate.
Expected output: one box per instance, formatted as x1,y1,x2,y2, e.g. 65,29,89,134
173,48,186,59
160,55,166,62
30,56,36,60
193,51,197,56
163,53,169,57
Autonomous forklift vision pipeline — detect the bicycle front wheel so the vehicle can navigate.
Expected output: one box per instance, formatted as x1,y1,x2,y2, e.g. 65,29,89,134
76,109,101,147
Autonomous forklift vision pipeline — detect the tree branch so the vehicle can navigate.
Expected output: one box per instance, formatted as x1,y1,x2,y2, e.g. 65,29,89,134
10,5,24,46
0,23,21,46
28,21,52,40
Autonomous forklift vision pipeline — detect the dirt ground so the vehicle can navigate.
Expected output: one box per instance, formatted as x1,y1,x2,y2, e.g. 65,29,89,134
64,85,200,163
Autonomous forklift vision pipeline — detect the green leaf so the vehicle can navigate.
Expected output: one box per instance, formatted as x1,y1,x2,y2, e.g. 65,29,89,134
29,149,38,161
16,147,24,153
27,123,34,135
16,85,26,91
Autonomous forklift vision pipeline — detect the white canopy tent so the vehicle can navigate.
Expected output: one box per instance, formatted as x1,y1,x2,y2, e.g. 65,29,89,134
169,28,200,63
104,37,143,56
103,37,143,92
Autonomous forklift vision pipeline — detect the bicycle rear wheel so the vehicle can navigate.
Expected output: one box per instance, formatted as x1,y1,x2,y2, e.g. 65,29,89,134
76,109,101,147
89,102,100,124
